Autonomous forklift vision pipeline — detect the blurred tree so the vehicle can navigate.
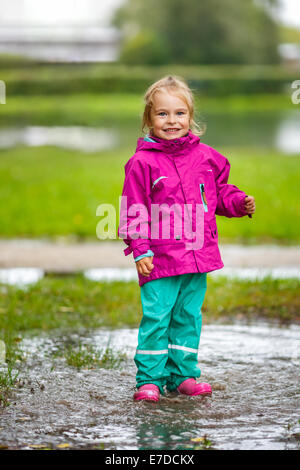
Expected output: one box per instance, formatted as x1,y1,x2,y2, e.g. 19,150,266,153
113,0,281,65
119,30,171,65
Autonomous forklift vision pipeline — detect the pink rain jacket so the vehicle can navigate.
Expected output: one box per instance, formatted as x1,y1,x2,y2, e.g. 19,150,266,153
118,130,248,287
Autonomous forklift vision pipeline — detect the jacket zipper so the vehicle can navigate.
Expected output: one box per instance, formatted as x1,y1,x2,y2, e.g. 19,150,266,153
200,183,208,212
173,164,200,269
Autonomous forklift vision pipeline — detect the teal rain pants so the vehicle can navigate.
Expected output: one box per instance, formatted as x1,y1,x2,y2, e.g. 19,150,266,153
134,272,207,394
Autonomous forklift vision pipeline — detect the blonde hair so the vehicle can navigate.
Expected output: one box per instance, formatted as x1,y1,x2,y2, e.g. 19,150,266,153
141,75,206,137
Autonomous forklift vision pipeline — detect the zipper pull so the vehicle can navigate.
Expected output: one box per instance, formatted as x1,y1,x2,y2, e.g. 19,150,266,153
202,187,208,206
200,183,208,212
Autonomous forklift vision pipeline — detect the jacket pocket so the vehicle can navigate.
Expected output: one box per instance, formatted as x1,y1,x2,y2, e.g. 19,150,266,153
150,176,180,204
200,183,208,212
151,175,168,189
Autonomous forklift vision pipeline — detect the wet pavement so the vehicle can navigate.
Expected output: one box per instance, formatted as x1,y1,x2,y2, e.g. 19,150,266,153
0,321,299,450
1,240,300,272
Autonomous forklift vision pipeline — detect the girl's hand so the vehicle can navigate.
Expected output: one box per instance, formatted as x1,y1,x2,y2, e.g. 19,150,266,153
136,256,154,277
244,195,255,215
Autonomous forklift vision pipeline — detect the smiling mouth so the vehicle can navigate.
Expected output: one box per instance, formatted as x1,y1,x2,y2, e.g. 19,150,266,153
164,128,180,133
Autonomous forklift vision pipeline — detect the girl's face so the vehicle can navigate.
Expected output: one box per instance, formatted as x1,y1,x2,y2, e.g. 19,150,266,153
150,90,190,140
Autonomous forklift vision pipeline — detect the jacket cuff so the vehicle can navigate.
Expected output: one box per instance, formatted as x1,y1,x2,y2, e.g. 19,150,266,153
123,239,151,257
132,241,151,259
134,250,154,262
236,193,248,217
124,246,133,256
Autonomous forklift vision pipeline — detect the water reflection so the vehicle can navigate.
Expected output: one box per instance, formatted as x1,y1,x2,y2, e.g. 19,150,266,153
0,110,299,153
135,402,212,450
0,126,118,152
199,110,300,154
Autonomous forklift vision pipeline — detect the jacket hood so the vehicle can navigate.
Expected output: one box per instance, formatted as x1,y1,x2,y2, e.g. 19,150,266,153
136,130,200,153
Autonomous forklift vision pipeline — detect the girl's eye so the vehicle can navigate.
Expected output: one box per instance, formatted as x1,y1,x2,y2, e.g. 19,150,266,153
158,111,186,116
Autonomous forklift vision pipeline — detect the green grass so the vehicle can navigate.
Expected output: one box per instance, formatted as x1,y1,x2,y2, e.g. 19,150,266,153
0,94,144,127
0,145,123,238
0,274,140,336
0,274,299,339
0,367,19,408
0,143,299,242
54,342,127,370
0,61,299,97
216,147,300,243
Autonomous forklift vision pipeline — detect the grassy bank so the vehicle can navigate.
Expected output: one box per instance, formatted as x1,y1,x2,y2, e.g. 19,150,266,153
1,62,299,96
1,273,299,339
0,144,299,242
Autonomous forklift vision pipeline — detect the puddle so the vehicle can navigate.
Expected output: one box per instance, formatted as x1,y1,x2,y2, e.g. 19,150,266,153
0,267,44,287
85,267,138,283
0,321,299,450
1,266,300,289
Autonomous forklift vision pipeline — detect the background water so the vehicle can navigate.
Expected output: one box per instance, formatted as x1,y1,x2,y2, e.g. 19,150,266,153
0,110,299,154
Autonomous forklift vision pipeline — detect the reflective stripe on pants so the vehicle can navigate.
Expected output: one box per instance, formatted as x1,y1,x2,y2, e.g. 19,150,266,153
134,272,207,393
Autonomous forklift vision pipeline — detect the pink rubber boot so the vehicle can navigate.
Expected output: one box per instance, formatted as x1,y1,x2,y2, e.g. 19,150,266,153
133,384,160,402
177,378,212,397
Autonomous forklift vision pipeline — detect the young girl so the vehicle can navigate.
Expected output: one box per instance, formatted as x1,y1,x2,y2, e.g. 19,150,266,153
118,75,255,402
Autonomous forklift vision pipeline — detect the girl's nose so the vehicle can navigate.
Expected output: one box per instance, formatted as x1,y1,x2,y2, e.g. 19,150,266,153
167,114,177,124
